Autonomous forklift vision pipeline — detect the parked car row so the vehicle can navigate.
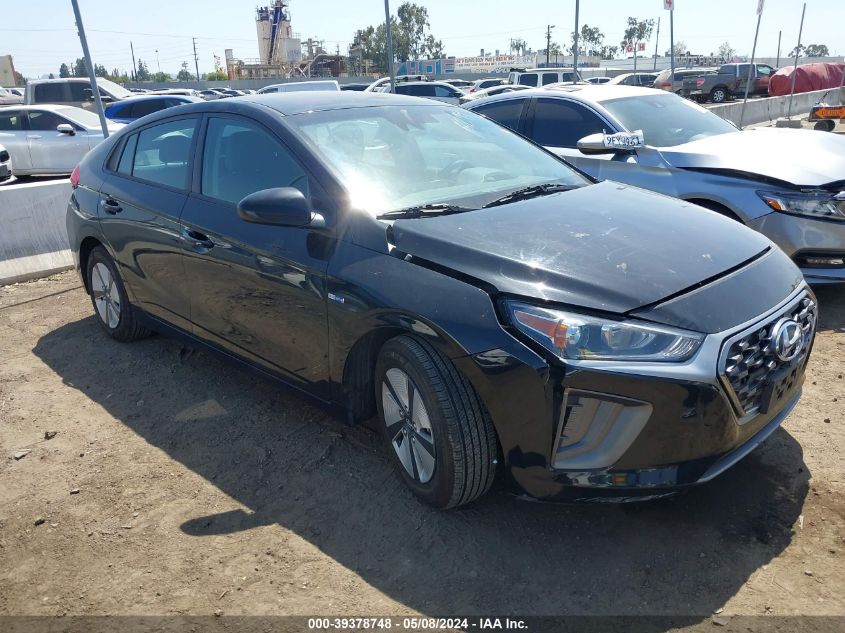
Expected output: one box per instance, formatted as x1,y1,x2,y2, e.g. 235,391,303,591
62,85,838,510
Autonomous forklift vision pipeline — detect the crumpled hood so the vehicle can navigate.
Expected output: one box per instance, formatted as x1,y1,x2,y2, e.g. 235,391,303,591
390,181,772,314
661,128,845,188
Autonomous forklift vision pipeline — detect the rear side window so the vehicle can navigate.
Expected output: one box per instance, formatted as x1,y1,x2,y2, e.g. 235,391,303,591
433,85,458,97
201,117,308,205
542,73,558,86
529,98,607,148
0,110,23,131
34,83,66,103
117,134,138,175
130,99,167,119
400,84,436,97
472,100,524,133
132,118,197,190
518,74,538,87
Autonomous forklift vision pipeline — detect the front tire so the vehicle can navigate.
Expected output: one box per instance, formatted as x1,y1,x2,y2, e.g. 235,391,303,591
86,246,150,342
375,336,497,508
814,120,836,132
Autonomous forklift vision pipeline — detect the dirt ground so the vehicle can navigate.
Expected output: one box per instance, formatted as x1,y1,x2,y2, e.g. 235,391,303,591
1,271,844,626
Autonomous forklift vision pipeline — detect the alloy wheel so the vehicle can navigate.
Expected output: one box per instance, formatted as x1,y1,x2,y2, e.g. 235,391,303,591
91,262,121,329
381,367,436,483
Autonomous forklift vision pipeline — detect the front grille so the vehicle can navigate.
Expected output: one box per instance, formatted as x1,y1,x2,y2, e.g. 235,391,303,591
0,150,9,163
722,295,816,416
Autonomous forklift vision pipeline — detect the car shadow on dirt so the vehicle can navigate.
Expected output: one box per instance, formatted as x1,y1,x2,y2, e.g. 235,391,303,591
812,285,845,334
34,316,810,622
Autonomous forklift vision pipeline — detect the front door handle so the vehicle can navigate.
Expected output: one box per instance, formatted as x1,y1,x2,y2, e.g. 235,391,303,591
181,227,214,250
100,196,122,214
26,135,42,140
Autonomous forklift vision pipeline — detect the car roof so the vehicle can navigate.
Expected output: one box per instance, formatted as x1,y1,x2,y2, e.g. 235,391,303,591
109,94,200,105
0,103,92,113
465,84,666,106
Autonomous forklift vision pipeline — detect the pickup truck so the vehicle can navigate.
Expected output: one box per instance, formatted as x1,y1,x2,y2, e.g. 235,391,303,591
682,63,777,103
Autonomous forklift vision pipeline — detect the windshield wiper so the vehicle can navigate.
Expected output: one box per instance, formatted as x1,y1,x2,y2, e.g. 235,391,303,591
377,203,477,220
482,183,578,208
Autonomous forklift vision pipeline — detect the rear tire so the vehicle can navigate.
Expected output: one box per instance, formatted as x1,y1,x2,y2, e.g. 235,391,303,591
86,246,150,342
709,87,728,103
814,120,836,132
375,336,497,508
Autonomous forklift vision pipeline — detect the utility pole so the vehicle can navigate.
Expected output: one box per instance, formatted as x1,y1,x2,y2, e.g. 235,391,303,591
384,0,395,92
739,0,765,129
669,3,675,86
156,49,161,74
572,1,579,82
70,0,108,138
130,41,137,83
786,3,807,120
545,24,555,66
776,30,782,67
192,37,200,81
653,17,661,71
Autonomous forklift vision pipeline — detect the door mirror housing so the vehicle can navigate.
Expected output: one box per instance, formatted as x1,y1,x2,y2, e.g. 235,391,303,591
577,130,644,155
57,123,76,136
237,187,313,227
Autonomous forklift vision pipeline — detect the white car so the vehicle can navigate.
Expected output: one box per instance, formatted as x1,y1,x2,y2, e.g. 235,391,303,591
0,105,122,176
586,77,611,85
0,142,13,184
0,87,24,105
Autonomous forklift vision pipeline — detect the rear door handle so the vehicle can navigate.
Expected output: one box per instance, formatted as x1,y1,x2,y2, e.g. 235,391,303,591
26,134,42,140
181,227,214,250
100,196,122,214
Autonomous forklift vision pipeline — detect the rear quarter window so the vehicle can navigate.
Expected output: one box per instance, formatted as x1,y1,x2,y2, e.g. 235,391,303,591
34,83,67,103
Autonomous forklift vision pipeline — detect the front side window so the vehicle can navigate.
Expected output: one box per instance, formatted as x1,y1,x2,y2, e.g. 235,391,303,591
433,85,458,97
286,105,588,214
132,118,197,190
28,110,74,131
530,99,606,148
201,117,308,205
130,99,167,119
69,82,93,102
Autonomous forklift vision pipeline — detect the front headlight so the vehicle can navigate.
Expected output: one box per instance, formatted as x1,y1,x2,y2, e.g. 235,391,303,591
758,190,845,220
506,301,704,362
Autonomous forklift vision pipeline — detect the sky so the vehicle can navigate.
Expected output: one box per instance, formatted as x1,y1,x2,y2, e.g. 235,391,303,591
3,0,843,79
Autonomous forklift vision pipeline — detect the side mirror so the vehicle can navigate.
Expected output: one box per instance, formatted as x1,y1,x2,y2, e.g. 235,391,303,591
237,187,312,227
57,123,76,136
577,130,644,155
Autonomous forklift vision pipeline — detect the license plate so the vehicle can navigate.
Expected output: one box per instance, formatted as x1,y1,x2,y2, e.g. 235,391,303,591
758,361,803,414
690,90,703,95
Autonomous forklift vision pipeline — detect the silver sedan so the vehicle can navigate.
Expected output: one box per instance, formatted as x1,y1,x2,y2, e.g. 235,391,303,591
0,104,122,176
465,85,845,283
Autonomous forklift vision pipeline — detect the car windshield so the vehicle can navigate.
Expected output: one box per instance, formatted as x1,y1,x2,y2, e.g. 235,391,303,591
285,105,589,214
56,106,103,129
96,78,132,99
600,93,737,147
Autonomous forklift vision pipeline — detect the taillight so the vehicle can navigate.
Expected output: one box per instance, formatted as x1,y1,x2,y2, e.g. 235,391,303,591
660,82,672,88
696,78,705,87
70,164,80,188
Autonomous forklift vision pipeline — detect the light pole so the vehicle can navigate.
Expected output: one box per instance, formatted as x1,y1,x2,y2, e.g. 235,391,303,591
156,49,161,74
546,24,555,66
70,0,108,138
384,0,395,92
572,1,579,82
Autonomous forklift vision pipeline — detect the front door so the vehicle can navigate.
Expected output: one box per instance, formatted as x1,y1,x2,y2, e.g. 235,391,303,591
25,110,89,173
0,109,31,172
180,114,331,393
98,115,200,330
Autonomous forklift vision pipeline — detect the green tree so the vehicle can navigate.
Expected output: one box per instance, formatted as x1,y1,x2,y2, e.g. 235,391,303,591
621,17,655,71
205,71,228,81
423,34,444,59
352,2,445,69
154,71,172,82
59,63,71,78
135,59,151,81
570,24,605,56
599,45,619,60
395,2,430,61
14,70,26,86
73,57,87,77
176,62,193,82
803,44,830,57
94,63,108,77
717,41,735,61
510,37,527,56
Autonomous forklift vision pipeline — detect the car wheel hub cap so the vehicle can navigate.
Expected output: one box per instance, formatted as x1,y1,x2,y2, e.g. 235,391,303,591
91,262,120,329
382,367,436,484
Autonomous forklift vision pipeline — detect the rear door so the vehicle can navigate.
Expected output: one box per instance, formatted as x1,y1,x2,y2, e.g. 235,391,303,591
98,115,200,330
25,109,89,173
0,109,31,172
179,114,331,392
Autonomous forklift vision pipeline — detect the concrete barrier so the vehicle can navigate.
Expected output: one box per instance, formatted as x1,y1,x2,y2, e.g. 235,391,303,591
0,179,73,285
709,89,832,127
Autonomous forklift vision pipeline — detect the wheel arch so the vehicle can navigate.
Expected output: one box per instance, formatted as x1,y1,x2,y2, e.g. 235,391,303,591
78,236,105,294
684,197,745,223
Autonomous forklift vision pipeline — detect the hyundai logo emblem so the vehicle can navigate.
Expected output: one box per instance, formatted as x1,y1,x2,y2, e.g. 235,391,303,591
772,319,804,363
